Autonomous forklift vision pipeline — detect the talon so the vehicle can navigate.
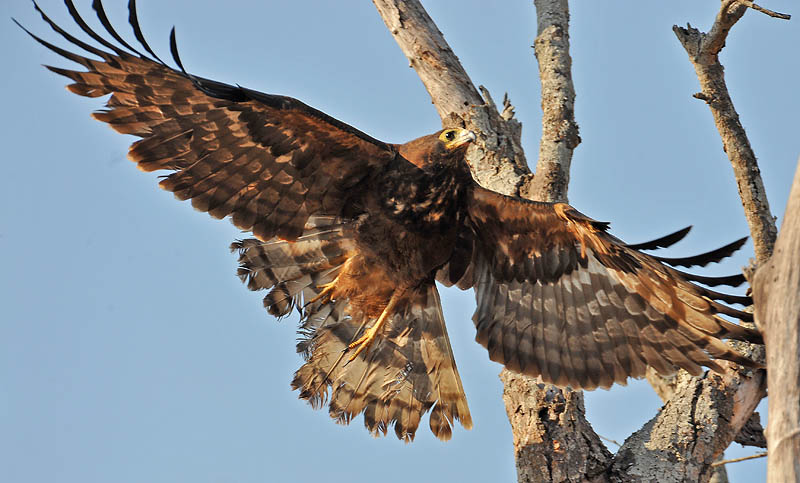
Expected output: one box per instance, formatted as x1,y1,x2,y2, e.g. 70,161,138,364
344,289,405,363
309,278,339,306
347,325,381,362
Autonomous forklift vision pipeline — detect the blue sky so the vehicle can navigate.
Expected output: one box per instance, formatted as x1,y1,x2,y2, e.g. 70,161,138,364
2,1,797,482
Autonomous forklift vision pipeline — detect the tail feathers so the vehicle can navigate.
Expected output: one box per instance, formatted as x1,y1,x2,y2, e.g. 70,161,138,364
231,217,355,317
292,284,472,442
231,217,471,440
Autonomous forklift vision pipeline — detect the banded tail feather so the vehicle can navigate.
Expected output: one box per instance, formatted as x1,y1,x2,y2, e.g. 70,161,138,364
232,217,471,441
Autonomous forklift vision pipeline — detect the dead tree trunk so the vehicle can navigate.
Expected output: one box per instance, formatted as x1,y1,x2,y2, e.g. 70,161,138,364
753,160,800,482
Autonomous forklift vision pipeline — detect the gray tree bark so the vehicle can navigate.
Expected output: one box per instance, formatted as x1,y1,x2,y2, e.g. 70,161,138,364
753,159,800,482
372,0,787,481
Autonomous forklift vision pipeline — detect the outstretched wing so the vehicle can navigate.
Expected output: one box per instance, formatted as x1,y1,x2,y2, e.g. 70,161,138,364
23,1,470,441
21,0,399,240
459,186,761,390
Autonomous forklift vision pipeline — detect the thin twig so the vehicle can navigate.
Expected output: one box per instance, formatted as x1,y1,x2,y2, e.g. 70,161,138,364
739,0,791,19
710,452,768,467
598,434,621,447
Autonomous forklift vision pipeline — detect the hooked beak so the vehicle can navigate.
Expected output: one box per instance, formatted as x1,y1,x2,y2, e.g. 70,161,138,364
446,129,476,150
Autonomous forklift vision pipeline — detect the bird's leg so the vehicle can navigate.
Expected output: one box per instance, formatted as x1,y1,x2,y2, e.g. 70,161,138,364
308,257,353,306
347,289,405,362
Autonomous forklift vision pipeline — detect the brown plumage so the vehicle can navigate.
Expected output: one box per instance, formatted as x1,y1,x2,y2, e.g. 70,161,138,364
22,0,762,442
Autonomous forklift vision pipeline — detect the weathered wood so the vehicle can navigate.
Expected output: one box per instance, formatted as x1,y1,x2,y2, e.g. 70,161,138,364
500,373,610,482
522,0,579,203
672,1,780,264
610,365,764,482
753,159,800,482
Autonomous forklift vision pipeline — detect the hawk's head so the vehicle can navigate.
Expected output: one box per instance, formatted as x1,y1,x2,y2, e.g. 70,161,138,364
396,129,476,170
437,128,476,152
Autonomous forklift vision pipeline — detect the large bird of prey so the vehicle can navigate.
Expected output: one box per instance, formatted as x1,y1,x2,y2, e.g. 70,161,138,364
19,0,761,442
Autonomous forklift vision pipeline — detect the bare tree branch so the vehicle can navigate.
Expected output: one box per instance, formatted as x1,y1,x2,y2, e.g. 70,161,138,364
609,365,765,482
605,2,790,480
646,368,767,449
737,0,790,20
711,452,768,468
499,373,611,482
495,2,611,481
522,0,580,203
604,2,787,479
753,159,800,482
673,1,780,263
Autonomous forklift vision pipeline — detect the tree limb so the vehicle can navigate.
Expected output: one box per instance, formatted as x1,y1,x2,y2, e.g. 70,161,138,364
604,1,791,479
673,0,782,264
522,0,580,203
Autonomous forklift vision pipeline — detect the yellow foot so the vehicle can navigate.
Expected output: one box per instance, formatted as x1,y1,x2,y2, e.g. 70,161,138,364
308,277,339,305
346,289,405,362
309,279,338,305
347,322,384,362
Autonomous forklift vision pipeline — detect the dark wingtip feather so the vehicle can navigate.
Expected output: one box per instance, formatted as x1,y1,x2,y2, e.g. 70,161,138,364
674,269,746,288
11,16,29,35
168,27,186,74
654,236,748,268
627,226,692,251
709,300,754,322
91,0,143,57
63,0,128,56
13,14,91,68
700,286,752,306
128,0,165,64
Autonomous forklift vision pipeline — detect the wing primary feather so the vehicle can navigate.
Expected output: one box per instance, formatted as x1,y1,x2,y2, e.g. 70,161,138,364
696,286,751,305
625,226,692,250
706,299,754,322
168,27,187,74
653,236,748,268
91,0,145,57
671,269,746,288
21,3,104,64
127,0,166,64
63,0,129,57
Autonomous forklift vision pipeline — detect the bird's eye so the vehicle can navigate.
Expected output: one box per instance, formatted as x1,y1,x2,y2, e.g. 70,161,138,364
445,131,455,141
